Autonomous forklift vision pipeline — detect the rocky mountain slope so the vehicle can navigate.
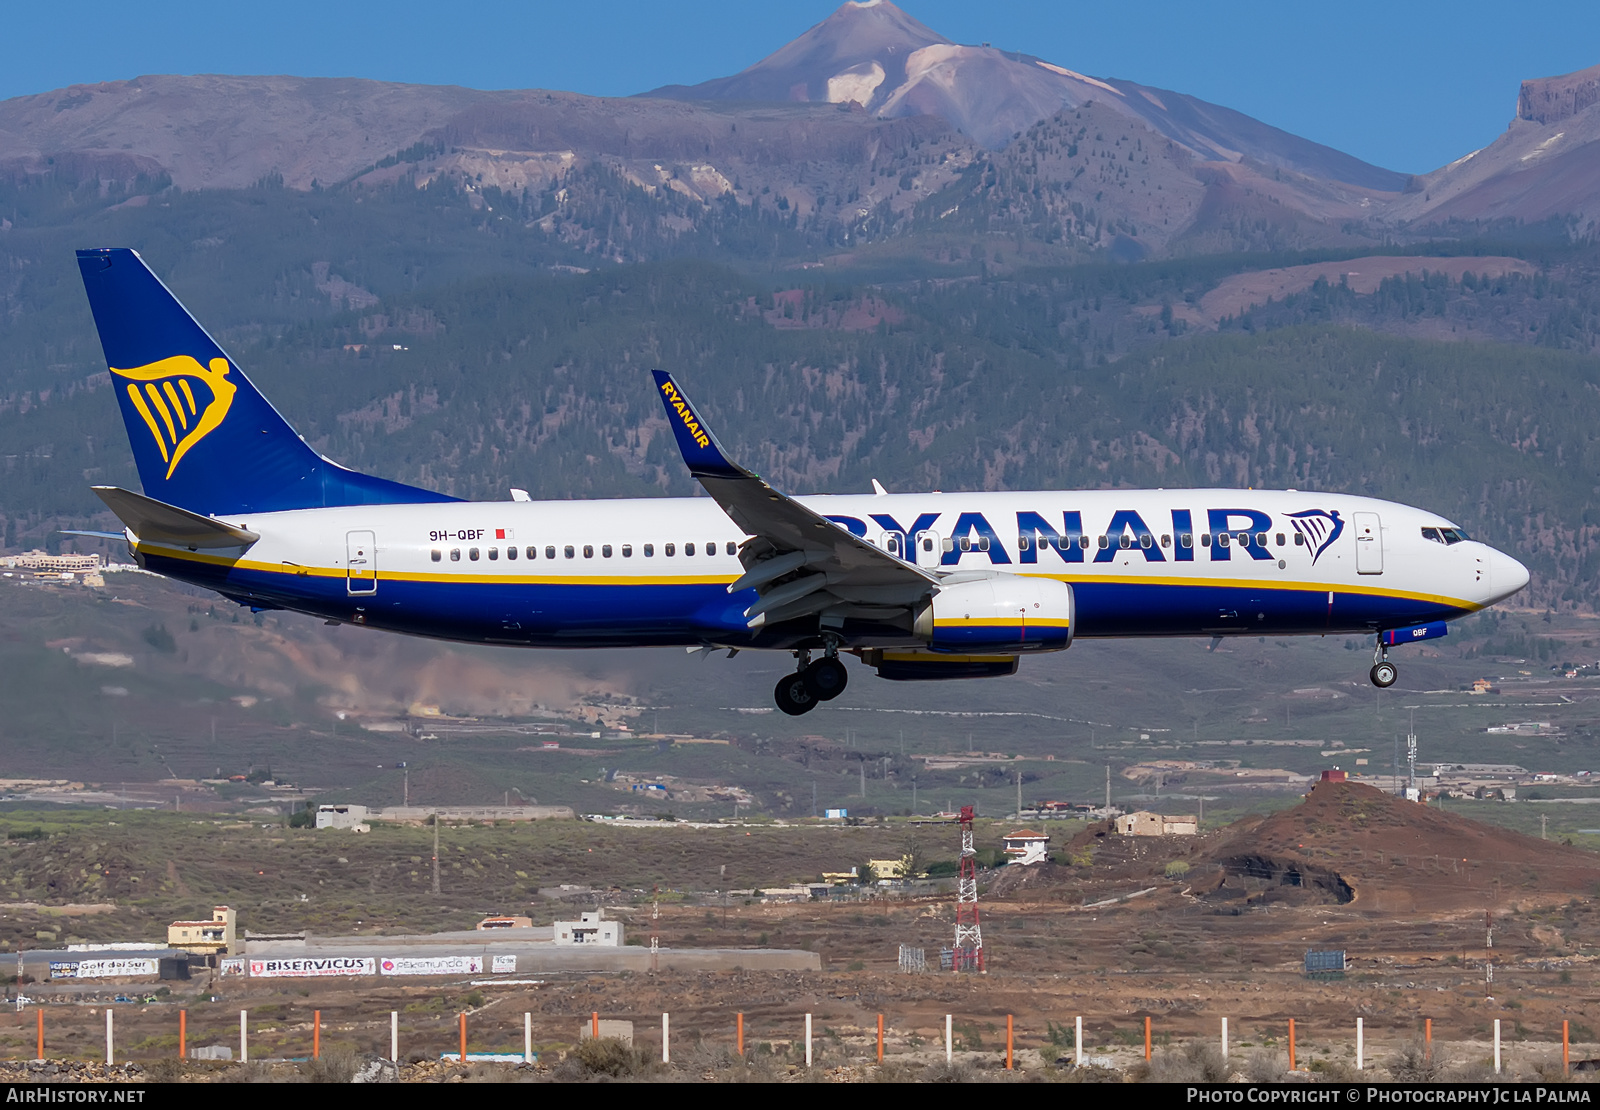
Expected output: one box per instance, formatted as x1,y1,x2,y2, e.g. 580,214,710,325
649,0,1406,192
1386,63,1600,235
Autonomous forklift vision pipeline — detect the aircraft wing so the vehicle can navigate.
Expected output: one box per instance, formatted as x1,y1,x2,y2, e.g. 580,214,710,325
651,371,935,629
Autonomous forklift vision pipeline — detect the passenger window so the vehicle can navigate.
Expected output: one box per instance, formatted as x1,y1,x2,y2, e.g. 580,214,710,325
1018,535,1031,551
469,548,480,561
1139,534,1152,549
978,537,990,552
488,547,498,561
450,548,461,561
622,545,632,557
726,541,737,556
706,541,715,556
942,537,954,552
1119,535,1131,550
602,545,613,558
527,546,537,559
1199,533,1210,547
546,546,556,559
1078,535,1091,550
665,543,676,556
1275,533,1285,547
1294,533,1304,547
564,545,575,559
959,537,971,552
583,545,594,558
685,543,696,556
1180,534,1192,549
1098,535,1109,549
644,544,654,557
1217,533,1229,548
923,538,934,552
1254,532,1267,547
506,546,517,560
431,549,442,562
1161,535,1171,548
1237,532,1250,547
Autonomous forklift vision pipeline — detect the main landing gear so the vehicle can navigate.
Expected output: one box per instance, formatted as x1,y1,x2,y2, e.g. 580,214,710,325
1370,642,1397,688
773,644,850,716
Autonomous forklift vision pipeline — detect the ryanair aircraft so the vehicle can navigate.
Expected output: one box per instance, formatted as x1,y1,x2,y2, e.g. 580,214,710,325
73,248,1530,716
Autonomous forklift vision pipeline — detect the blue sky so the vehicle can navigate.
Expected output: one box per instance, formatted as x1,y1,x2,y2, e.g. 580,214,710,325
6,0,1598,174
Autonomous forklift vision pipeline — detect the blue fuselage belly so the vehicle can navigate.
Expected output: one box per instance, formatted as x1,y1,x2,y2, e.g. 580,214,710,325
145,553,1466,649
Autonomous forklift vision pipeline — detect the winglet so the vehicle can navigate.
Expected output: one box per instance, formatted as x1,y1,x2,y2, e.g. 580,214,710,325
651,370,743,479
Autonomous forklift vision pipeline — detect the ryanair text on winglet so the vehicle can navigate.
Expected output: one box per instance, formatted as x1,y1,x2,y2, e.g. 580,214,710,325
660,380,711,449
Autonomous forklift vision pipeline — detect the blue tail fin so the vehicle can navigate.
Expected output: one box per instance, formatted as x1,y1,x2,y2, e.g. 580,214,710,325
76,248,455,516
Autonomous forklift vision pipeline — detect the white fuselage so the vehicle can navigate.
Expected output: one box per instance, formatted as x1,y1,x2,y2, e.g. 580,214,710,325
128,487,1528,651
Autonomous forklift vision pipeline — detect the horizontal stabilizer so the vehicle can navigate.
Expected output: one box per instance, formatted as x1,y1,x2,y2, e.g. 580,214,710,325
57,530,127,541
91,486,259,549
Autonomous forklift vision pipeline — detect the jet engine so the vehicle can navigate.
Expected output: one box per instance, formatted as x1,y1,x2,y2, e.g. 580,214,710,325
913,576,1073,653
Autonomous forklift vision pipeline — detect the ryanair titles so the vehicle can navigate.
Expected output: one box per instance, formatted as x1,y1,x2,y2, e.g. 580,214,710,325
825,507,1346,567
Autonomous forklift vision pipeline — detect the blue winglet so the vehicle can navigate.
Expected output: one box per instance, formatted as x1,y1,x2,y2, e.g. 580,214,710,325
651,370,744,479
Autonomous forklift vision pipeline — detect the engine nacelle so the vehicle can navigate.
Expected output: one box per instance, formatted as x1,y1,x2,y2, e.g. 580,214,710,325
913,576,1074,653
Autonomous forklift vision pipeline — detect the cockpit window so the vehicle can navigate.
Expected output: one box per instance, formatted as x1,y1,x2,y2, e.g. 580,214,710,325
1423,526,1470,545
1421,527,1442,543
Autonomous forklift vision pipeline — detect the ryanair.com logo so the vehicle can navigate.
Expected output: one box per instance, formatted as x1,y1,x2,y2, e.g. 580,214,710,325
111,355,237,479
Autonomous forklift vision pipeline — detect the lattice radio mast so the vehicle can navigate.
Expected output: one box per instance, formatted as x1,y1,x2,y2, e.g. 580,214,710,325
954,805,985,973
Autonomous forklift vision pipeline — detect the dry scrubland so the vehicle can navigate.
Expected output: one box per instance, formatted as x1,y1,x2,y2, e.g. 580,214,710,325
0,783,1595,1081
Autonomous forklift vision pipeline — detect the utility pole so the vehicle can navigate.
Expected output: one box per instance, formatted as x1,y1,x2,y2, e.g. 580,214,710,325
649,887,659,973
912,776,918,815
1015,770,1022,820
1542,813,1548,840
1105,764,1111,810
860,757,866,798
811,779,816,818
431,812,441,895
402,764,409,807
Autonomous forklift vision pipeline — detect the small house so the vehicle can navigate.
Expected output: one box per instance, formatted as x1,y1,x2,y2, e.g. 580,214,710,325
168,906,236,956
553,910,622,946
1001,829,1050,864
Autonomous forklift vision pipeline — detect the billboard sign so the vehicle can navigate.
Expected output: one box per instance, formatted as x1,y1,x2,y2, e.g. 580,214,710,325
249,957,375,978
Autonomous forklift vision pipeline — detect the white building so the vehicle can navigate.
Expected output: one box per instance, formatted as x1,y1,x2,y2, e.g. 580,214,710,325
315,804,370,831
553,911,622,946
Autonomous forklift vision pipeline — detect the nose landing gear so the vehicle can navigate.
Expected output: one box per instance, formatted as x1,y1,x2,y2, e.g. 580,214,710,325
1369,642,1397,688
772,643,851,715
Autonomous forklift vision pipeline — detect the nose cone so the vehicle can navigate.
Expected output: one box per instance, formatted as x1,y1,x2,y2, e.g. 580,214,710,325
1487,547,1530,603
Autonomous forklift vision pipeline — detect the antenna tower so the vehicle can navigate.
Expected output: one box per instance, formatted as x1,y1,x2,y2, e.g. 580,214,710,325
954,805,985,973
1406,711,1419,801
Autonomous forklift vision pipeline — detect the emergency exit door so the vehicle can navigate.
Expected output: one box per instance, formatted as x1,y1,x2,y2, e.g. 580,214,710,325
1353,512,1383,575
346,531,377,595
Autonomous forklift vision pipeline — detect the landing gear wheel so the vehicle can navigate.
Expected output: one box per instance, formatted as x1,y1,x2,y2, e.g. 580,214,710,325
804,657,849,701
774,672,819,716
1370,661,1398,688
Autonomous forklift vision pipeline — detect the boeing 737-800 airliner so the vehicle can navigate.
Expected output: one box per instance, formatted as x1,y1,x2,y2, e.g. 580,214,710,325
71,248,1530,715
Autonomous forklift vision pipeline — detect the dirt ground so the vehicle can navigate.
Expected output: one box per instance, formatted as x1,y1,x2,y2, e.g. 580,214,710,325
1,783,1596,1081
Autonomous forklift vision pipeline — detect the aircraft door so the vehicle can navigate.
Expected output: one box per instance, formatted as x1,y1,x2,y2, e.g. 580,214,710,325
1353,512,1383,575
914,530,942,569
346,530,377,595
878,530,907,561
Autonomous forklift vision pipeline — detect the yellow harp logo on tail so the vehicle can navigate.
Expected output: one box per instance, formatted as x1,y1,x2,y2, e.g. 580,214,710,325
110,356,237,480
